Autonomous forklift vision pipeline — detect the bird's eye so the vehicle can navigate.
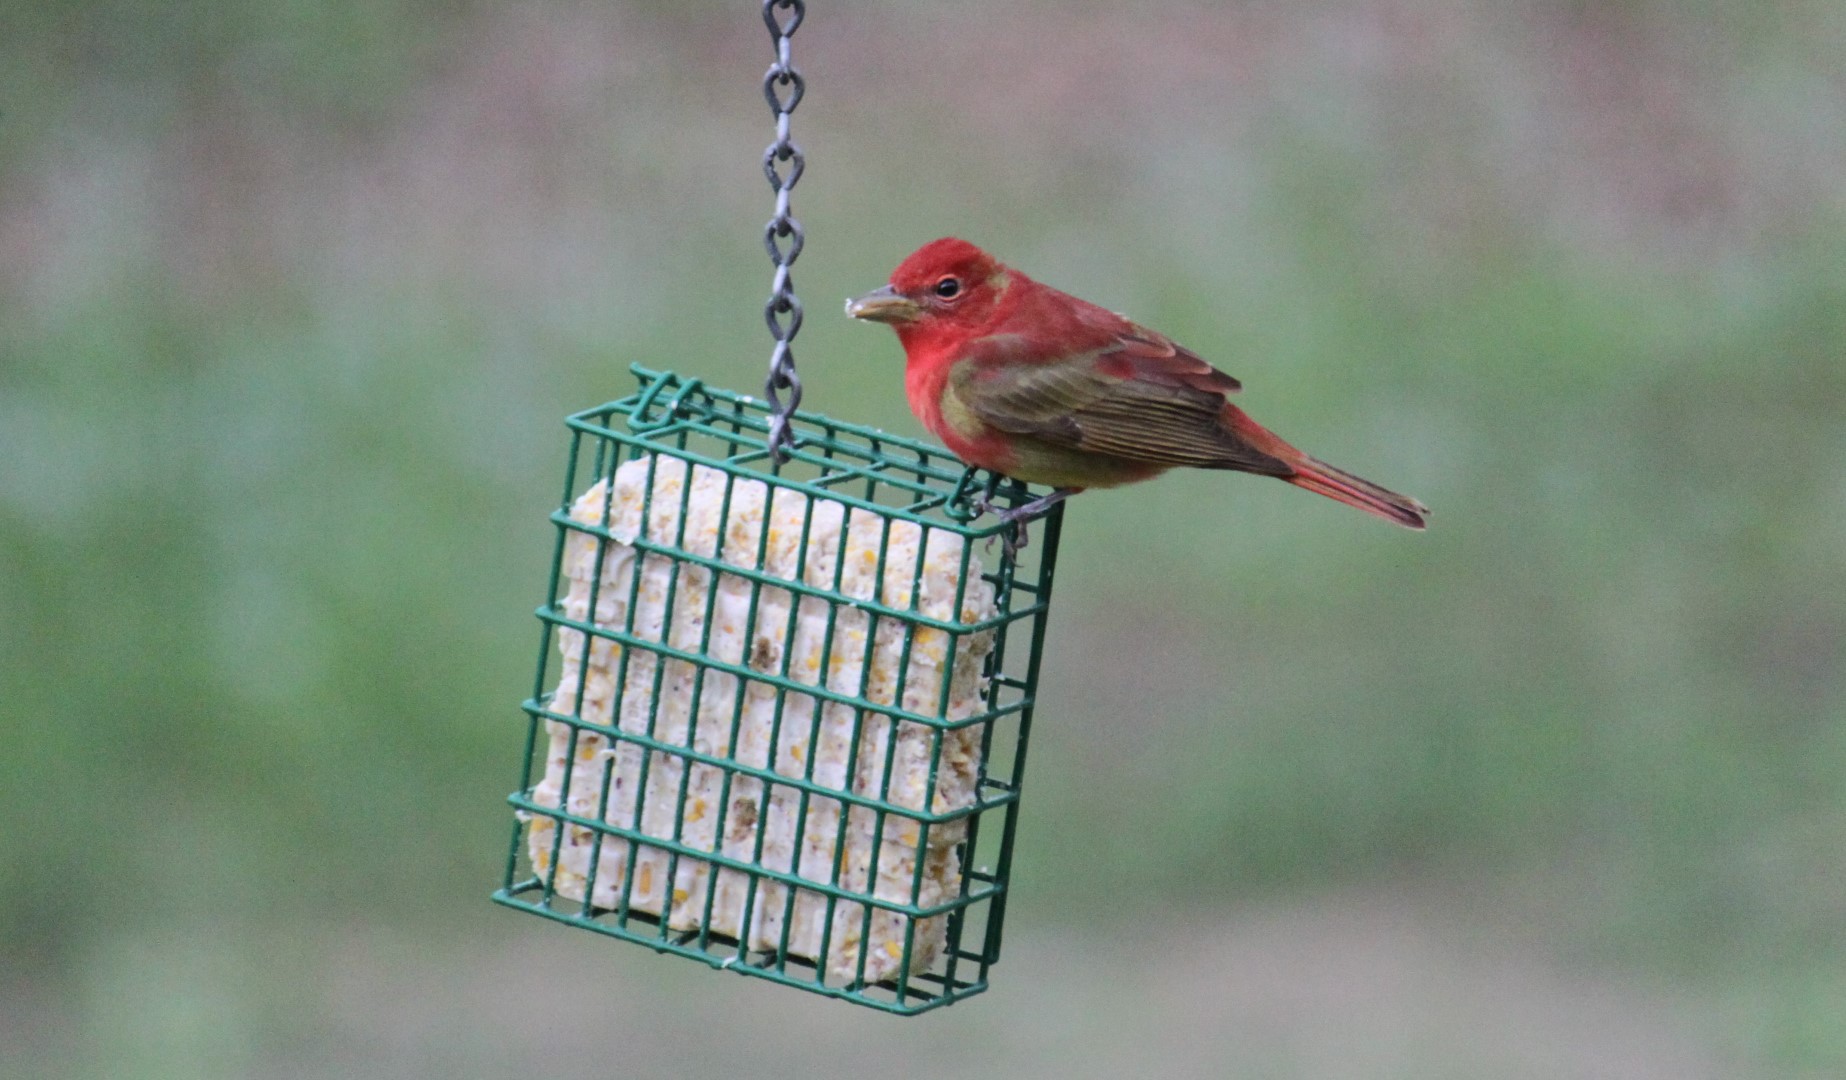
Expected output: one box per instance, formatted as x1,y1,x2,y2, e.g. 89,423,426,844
934,276,962,299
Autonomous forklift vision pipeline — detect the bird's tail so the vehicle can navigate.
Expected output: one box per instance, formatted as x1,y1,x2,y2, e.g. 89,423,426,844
1283,456,1428,530
1226,407,1429,530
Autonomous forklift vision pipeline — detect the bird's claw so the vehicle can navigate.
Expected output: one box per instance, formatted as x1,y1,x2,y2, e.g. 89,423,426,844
973,496,1033,558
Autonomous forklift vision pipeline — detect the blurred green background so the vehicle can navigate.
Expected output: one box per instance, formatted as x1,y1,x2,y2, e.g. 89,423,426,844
4,1,1844,1077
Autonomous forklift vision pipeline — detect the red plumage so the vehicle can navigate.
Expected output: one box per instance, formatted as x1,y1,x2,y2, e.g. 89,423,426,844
846,238,1428,531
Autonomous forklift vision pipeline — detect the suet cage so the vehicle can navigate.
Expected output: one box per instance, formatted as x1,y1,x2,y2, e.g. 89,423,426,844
494,366,1065,1014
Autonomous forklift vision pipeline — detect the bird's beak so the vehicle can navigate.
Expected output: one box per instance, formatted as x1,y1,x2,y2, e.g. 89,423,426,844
845,285,922,325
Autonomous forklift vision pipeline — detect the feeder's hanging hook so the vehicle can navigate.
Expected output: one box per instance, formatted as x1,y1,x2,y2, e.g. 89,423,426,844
762,0,807,465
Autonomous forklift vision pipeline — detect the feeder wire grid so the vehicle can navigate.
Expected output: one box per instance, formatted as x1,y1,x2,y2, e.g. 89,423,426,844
494,365,1064,1014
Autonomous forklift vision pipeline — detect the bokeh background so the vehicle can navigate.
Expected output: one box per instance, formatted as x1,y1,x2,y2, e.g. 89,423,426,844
5,1,1845,1077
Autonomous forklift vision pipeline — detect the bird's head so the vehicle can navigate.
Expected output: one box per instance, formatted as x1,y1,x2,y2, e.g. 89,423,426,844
846,238,1011,341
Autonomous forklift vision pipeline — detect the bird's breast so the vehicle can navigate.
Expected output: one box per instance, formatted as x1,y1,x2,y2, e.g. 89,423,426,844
904,355,1017,473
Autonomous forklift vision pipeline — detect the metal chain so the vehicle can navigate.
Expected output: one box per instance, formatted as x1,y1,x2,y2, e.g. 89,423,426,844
761,0,807,464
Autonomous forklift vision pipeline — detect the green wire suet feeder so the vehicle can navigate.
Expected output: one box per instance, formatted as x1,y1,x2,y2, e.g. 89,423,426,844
494,3,1065,1014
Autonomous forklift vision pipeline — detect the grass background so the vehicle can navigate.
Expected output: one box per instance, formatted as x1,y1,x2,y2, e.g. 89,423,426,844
3,2,1844,1076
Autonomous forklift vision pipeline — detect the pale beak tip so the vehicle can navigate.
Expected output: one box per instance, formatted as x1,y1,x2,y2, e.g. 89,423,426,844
845,286,921,325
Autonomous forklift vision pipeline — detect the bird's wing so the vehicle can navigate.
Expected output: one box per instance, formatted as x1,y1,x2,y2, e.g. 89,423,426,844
953,330,1291,475
1099,322,1243,395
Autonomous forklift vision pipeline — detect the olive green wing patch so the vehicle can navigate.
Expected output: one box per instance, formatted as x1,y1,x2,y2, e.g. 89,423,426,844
952,350,1290,475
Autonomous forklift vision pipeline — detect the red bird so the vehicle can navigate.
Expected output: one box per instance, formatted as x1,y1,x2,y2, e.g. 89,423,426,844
846,238,1428,544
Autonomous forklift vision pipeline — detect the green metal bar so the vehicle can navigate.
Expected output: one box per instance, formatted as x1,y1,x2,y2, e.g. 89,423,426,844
763,479,819,977
963,523,1024,980
567,425,1012,542
502,798,1000,921
778,483,842,983
673,467,744,945
806,501,864,987
694,450,776,955
582,364,970,467
576,752,618,915
490,890,985,1015
930,532,982,990
643,451,704,945
982,503,1063,968
609,451,666,928
851,518,932,987
853,510,901,991
731,453,788,972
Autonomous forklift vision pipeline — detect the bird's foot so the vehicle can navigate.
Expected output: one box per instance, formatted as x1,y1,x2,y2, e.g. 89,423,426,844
974,487,1077,558
969,496,1016,554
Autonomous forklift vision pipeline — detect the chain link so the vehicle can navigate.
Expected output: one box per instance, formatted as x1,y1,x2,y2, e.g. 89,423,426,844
761,0,807,465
